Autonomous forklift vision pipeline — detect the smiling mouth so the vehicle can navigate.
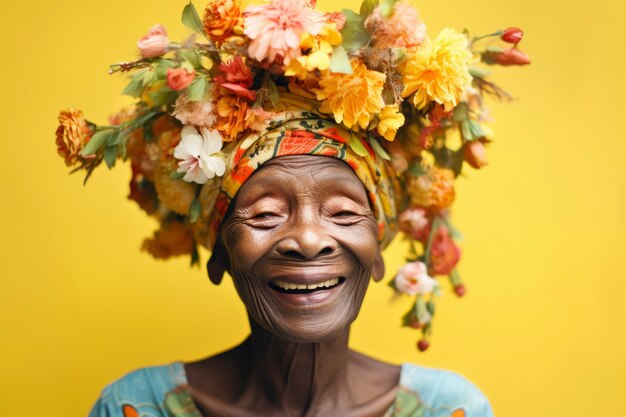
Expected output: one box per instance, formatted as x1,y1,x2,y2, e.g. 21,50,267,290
269,277,345,294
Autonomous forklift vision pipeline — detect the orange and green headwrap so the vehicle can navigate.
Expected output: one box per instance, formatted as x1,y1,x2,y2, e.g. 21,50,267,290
206,109,401,251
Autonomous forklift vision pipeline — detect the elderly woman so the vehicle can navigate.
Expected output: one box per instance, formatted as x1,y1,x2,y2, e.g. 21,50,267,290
55,0,528,416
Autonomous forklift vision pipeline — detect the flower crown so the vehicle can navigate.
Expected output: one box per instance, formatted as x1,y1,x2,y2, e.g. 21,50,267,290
55,0,529,351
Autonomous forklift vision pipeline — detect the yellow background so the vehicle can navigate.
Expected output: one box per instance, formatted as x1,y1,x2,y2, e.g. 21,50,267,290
1,0,624,415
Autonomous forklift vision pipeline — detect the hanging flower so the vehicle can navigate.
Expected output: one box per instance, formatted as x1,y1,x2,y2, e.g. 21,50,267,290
376,104,405,141
407,167,456,212
172,94,217,129
243,0,326,65
464,140,488,169
137,24,169,59
398,206,431,242
142,219,195,259
400,28,472,111
203,0,244,45
364,1,426,48
430,226,461,275
501,27,524,45
173,125,226,184
483,47,531,66
394,261,438,295
55,108,93,166
314,59,386,129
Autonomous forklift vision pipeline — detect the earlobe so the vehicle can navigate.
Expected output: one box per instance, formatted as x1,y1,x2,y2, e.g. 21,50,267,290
372,251,385,282
207,237,230,285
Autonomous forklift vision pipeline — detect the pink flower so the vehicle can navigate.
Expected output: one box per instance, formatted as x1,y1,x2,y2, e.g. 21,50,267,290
324,12,346,30
243,0,326,65
245,107,273,131
172,94,216,128
137,24,169,58
394,261,438,296
398,207,431,242
167,68,196,91
364,1,426,48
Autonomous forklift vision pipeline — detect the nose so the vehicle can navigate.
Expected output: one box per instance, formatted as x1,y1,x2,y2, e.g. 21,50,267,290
276,222,337,260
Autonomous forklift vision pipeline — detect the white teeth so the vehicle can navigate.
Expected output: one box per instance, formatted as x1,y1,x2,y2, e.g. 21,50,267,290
274,278,340,291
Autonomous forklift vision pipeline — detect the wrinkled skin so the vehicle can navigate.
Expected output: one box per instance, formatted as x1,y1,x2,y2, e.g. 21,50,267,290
187,156,400,417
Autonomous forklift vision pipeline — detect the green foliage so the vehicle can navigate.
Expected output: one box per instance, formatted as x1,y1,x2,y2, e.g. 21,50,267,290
359,0,379,18
340,9,370,51
368,137,391,160
156,60,177,79
103,146,117,169
347,132,370,157
122,71,146,98
81,130,112,156
189,197,202,223
264,74,280,108
179,48,202,68
329,46,352,74
379,0,399,18
187,76,207,102
182,2,205,35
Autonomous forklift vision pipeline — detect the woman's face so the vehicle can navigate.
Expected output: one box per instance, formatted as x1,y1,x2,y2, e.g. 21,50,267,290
217,155,384,342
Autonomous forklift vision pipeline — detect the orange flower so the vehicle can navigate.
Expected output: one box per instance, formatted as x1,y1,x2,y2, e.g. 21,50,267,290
464,140,488,169
408,167,456,212
215,94,249,141
55,108,93,166
153,166,196,215
314,60,386,129
142,219,195,259
429,226,461,275
203,0,244,45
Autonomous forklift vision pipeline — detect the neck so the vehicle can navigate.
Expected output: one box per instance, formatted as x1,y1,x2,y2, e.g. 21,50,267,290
245,318,351,416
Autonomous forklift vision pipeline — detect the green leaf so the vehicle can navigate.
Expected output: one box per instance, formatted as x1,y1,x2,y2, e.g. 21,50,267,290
460,120,473,140
182,2,205,35
468,119,485,139
264,74,280,108
426,299,436,316
407,161,426,176
189,197,202,223
468,66,491,78
329,46,352,74
81,129,113,156
452,102,468,122
104,146,117,169
156,60,177,79
170,171,186,180
360,0,379,18
122,76,144,98
179,48,201,68
347,133,370,157
449,268,462,286
368,137,391,160
379,0,398,18
142,69,158,85
187,76,207,102
486,45,503,53
340,9,370,51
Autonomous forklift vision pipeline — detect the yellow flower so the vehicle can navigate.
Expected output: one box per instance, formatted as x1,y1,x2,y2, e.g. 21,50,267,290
215,94,249,142
55,108,93,166
407,167,456,212
314,59,386,129
285,24,342,80
400,29,472,111
376,104,405,141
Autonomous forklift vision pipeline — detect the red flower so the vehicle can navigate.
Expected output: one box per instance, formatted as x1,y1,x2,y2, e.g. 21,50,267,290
216,56,256,101
485,48,531,66
501,27,524,45
429,226,461,275
464,140,488,169
167,68,195,91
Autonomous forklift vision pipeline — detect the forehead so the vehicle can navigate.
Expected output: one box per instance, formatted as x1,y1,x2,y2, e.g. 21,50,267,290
235,155,368,202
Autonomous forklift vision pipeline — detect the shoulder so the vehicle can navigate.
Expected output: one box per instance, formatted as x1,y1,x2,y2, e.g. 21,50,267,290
398,363,494,417
88,362,187,417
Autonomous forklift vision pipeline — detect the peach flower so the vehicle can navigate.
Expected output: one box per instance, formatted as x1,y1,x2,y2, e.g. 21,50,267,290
203,0,244,45
407,167,456,212
172,94,216,129
398,207,431,242
137,24,169,59
364,1,426,48
167,68,196,91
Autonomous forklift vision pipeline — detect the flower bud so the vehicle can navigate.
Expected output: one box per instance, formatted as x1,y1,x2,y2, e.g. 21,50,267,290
454,284,466,297
137,24,169,59
417,339,430,352
464,140,488,169
501,27,524,44
167,68,196,91
485,48,531,66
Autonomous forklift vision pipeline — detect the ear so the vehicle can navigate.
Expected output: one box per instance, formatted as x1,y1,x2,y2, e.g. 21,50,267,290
372,250,385,282
207,236,230,285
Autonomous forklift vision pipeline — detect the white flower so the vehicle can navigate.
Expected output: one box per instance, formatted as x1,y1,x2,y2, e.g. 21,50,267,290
173,125,225,184
394,261,438,296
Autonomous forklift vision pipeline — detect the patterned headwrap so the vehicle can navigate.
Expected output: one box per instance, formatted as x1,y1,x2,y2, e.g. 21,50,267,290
207,107,400,251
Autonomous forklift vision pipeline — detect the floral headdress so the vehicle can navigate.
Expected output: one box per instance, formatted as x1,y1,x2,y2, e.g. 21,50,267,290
55,0,529,351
